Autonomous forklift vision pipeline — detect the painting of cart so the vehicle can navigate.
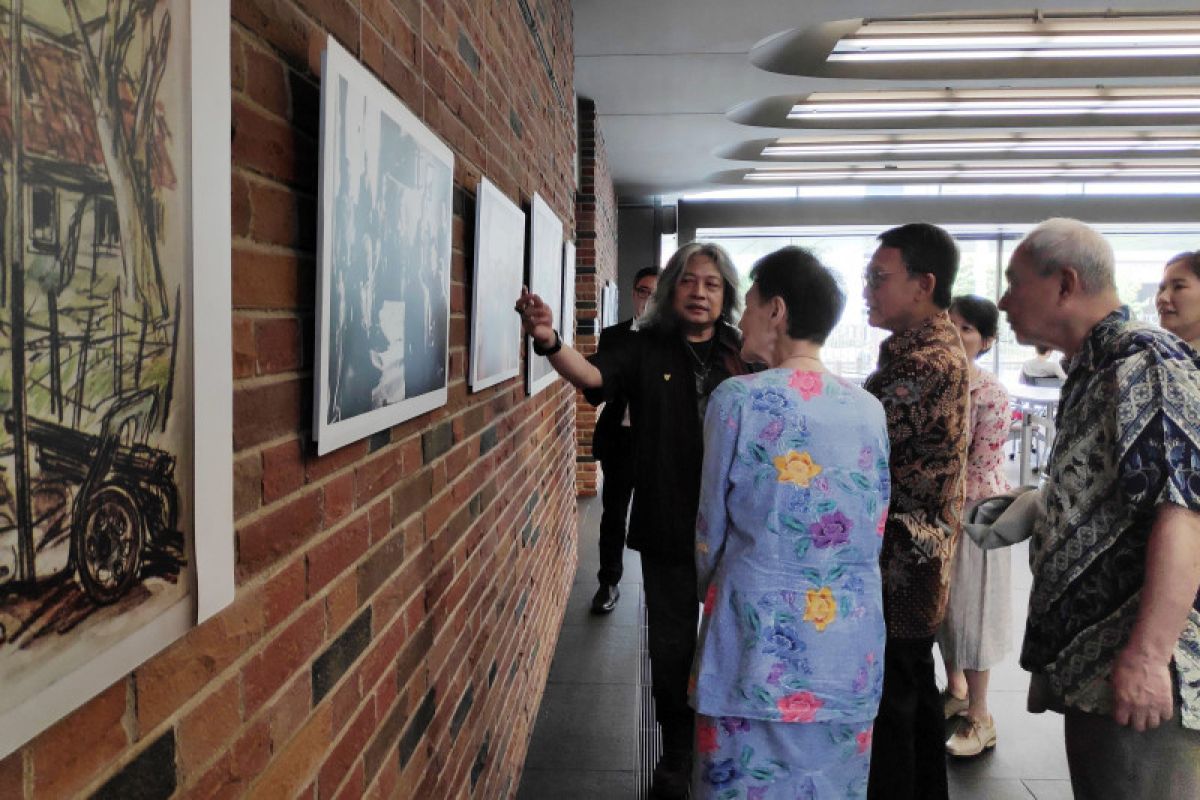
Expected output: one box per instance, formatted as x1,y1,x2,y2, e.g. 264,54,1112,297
0,0,219,755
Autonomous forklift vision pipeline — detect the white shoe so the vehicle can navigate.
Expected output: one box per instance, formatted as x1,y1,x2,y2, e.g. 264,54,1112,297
946,715,997,757
941,689,969,720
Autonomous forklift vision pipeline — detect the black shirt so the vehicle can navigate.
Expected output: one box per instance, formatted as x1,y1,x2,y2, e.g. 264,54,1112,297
588,322,747,562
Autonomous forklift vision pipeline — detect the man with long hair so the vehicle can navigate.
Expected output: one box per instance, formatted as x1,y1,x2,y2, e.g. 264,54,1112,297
516,243,748,798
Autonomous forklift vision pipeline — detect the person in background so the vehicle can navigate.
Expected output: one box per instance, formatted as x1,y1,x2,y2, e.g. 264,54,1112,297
862,223,969,800
937,295,1013,758
587,266,659,614
691,247,890,799
515,242,748,799
1019,345,1067,384
1156,250,1200,351
999,218,1200,798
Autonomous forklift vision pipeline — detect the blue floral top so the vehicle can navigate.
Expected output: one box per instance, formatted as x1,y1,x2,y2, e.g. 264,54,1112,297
691,369,891,724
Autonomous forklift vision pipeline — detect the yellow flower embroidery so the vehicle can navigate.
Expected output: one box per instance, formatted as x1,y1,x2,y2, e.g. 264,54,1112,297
803,587,838,632
773,450,822,487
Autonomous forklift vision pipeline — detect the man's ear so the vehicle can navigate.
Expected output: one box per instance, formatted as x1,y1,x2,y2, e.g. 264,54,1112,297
915,271,936,302
1058,267,1081,302
770,295,787,321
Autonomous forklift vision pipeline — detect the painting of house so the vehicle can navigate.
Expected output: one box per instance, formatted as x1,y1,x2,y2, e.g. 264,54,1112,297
0,0,232,758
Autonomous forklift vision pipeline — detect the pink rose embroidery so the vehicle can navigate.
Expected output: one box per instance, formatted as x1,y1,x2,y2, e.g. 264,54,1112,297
697,718,719,753
703,583,718,616
777,690,823,723
788,370,823,400
856,725,873,754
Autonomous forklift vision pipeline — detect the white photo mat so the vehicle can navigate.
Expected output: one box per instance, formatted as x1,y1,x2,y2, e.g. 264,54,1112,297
0,0,233,758
525,194,563,396
469,178,525,392
560,241,576,347
314,39,454,455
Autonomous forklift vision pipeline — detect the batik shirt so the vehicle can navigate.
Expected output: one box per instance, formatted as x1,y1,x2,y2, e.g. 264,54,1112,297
691,369,891,724
1022,307,1200,729
864,312,970,639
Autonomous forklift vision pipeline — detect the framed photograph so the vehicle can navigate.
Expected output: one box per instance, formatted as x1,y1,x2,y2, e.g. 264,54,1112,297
469,178,525,392
0,0,233,757
314,38,453,455
602,281,620,328
526,194,563,396
560,241,576,347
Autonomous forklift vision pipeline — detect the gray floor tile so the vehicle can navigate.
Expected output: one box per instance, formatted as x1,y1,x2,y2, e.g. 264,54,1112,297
562,577,642,626
1022,779,1074,800
524,682,638,772
547,623,641,685
949,775,1034,800
945,692,1068,781
516,769,637,799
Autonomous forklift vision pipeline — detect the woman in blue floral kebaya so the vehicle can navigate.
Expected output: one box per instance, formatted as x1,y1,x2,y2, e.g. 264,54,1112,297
691,247,891,799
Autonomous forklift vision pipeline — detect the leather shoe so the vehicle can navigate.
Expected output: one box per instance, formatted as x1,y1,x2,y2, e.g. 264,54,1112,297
590,584,619,614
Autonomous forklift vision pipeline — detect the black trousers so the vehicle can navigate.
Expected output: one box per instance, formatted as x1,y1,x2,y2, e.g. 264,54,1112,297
596,428,634,586
640,555,698,758
867,636,948,800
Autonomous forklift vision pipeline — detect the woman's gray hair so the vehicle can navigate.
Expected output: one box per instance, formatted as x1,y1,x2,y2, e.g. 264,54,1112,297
639,241,742,331
1017,218,1115,295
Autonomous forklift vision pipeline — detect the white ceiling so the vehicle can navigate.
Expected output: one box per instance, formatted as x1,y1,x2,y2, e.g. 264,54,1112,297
573,0,1200,201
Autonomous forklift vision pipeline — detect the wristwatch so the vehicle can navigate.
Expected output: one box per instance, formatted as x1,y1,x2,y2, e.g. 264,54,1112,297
532,329,562,357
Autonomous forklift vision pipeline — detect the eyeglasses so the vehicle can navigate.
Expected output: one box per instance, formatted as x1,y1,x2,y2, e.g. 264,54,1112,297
862,269,902,289
633,287,654,298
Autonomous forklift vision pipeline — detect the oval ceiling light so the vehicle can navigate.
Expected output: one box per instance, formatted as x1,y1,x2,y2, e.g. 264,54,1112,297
727,88,1200,130
751,11,1200,80
715,132,1200,162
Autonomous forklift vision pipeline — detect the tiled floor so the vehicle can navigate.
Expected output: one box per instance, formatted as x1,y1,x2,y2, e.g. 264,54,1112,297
520,470,1073,799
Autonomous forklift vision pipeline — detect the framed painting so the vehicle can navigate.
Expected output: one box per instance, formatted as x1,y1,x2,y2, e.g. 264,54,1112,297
314,38,453,455
0,0,233,757
526,194,563,396
560,241,576,347
469,178,525,393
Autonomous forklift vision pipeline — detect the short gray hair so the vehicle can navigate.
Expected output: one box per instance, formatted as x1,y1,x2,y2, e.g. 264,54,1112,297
640,242,742,330
1016,218,1115,294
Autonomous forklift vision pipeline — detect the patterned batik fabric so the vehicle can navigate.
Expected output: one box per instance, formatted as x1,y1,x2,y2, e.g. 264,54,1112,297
692,714,873,800
863,312,970,639
1021,307,1200,730
691,369,891,725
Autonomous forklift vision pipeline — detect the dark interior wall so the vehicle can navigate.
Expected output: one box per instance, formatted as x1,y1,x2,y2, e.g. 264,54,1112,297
0,2,583,798
616,204,657,320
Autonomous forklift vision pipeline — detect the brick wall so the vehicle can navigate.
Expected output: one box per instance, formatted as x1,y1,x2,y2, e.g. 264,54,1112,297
572,98,618,497
0,1,580,797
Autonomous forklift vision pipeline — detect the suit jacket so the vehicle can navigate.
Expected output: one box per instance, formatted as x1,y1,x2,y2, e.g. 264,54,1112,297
588,319,635,462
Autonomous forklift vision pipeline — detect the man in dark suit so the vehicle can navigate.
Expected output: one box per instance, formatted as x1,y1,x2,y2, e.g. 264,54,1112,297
589,267,658,613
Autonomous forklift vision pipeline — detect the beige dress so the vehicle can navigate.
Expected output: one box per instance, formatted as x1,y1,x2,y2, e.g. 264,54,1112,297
937,369,1013,670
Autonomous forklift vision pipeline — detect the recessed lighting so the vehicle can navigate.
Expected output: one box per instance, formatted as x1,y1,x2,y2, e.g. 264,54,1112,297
742,163,1200,183
760,134,1200,159
789,92,1200,121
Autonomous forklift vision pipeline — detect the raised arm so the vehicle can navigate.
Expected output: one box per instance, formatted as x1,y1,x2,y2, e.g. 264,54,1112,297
515,287,602,389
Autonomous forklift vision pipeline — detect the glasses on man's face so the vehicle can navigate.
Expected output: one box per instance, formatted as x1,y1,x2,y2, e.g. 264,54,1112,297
862,269,902,290
634,287,654,298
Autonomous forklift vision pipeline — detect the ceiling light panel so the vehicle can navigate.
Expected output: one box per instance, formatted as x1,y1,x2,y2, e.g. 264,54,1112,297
761,134,1200,159
738,161,1200,184
751,12,1200,79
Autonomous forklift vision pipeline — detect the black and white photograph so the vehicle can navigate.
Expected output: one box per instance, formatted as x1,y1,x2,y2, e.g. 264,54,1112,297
314,38,453,455
560,240,576,347
526,194,563,396
469,178,525,392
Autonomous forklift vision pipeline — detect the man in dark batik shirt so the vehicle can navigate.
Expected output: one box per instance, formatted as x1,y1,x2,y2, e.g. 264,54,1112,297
1000,218,1200,799
863,223,969,800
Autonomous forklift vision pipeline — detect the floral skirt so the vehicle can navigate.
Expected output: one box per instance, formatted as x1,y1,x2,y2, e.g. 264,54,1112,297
693,714,873,799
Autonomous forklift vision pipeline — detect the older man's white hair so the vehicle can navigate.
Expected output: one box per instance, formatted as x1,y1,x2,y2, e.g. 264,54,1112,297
1017,218,1115,295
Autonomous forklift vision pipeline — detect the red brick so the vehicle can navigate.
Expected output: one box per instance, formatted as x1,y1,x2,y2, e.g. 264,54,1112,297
354,447,405,506
232,315,256,379
30,682,128,800
178,678,242,778
0,752,21,800
233,451,263,518
318,701,376,800
255,316,305,374
262,439,305,502
243,44,290,117
246,703,332,799
232,96,313,186
322,471,355,526
307,512,371,595
325,572,360,632
268,673,311,751
306,440,369,482
242,602,325,716
232,246,314,311
262,557,307,630
232,173,252,239
237,488,322,579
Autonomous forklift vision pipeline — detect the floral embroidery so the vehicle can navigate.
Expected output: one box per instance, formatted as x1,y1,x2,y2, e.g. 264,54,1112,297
803,587,838,631
777,690,824,722
697,718,719,753
759,416,784,443
720,716,751,735
774,450,822,487
788,369,823,400
751,387,793,416
702,758,742,788
856,726,873,754
703,583,717,616
762,624,807,661
809,511,853,548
